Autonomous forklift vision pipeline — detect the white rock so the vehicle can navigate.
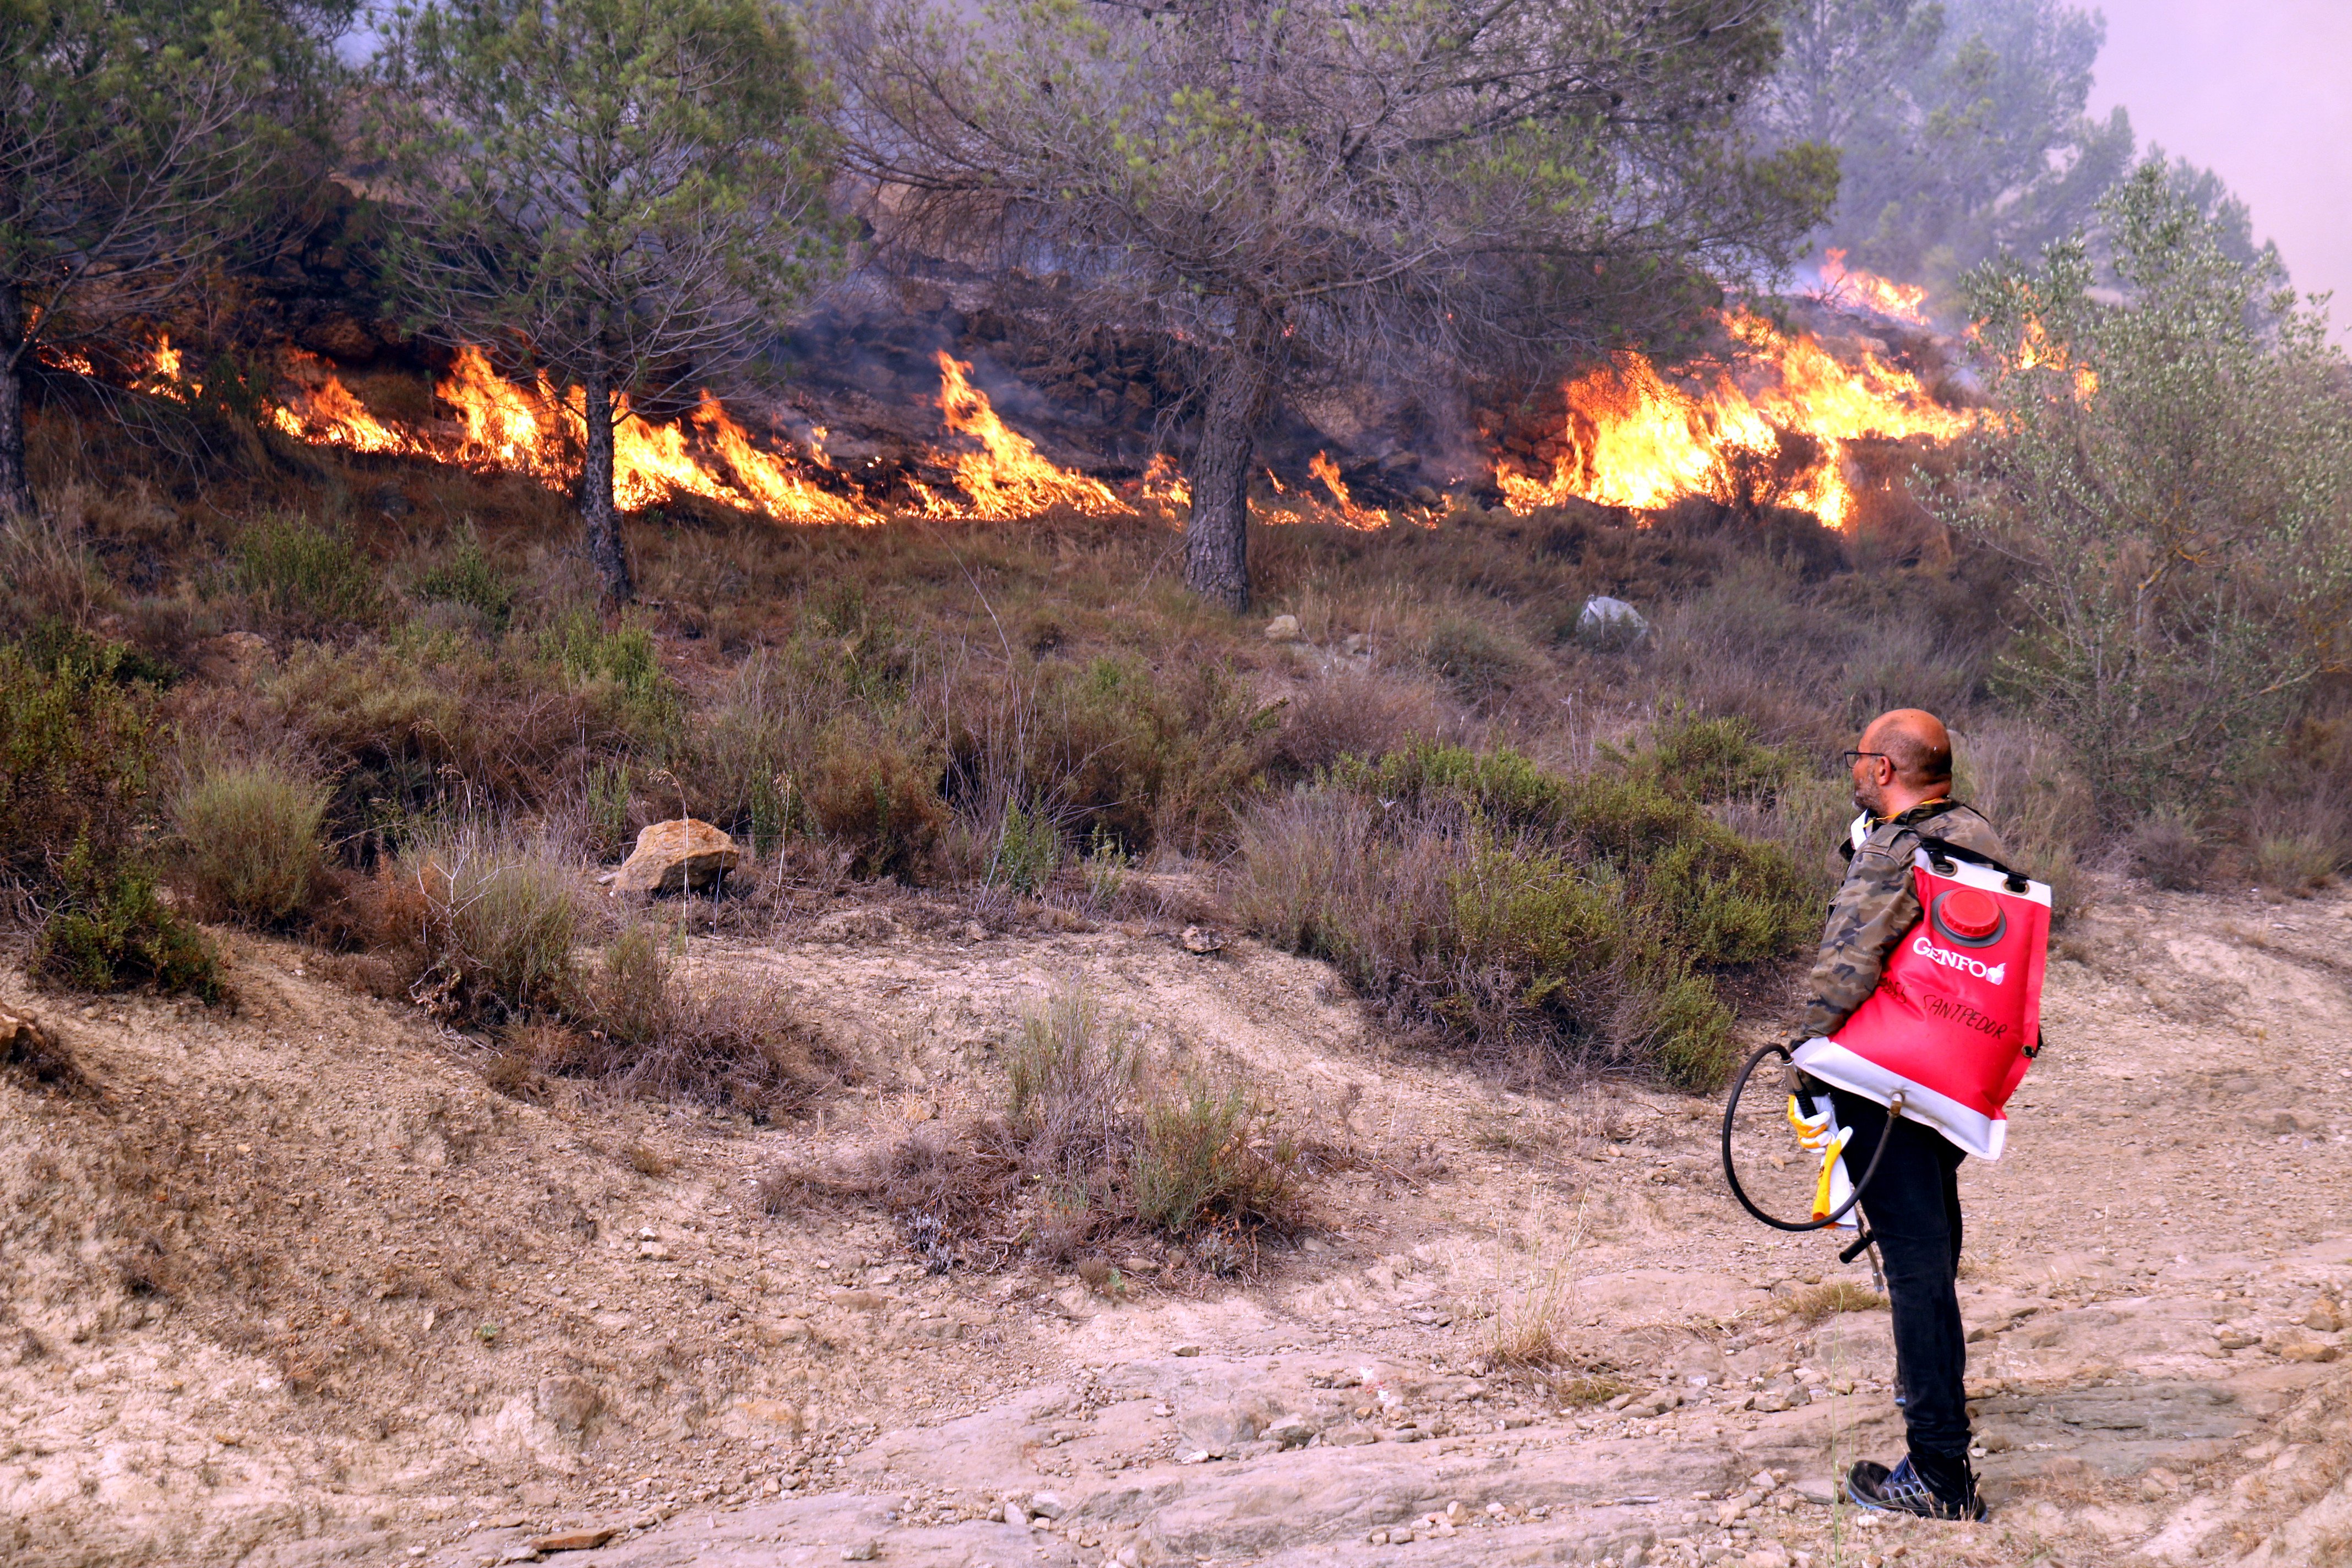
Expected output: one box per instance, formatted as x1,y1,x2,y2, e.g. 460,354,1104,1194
1577,595,1648,640
1263,614,1303,642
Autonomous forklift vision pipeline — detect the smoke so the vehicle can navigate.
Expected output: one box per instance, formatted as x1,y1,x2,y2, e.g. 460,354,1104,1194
2090,0,2352,338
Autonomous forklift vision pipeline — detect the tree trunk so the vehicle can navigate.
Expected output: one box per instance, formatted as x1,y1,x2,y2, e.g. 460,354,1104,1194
576,360,632,603
1184,330,1276,614
0,284,36,518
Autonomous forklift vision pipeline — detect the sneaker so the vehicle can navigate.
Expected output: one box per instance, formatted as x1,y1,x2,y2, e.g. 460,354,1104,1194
1845,1455,1984,1521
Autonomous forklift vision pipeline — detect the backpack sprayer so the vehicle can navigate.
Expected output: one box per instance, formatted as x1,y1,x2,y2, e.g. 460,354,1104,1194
1721,834,2051,1265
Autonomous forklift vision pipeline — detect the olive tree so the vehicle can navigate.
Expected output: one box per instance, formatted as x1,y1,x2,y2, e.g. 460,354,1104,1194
0,0,337,514
372,0,839,601
1946,161,2352,811
827,0,1833,611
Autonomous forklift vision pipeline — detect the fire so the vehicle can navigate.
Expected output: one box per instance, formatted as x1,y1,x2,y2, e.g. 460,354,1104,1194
928,352,1130,519
1136,452,1191,510
1819,249,1932,328
1495,310,1973,530
258,342,886,525
2004,317,2099,401
138,335,202,402
269,350,407,452
1307,451,1386,531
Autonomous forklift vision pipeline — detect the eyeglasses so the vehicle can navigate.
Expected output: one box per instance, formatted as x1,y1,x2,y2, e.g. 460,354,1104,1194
1840,750,1892,767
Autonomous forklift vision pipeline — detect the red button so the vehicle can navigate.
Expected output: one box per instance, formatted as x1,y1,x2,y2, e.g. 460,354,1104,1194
1940,887,2002,939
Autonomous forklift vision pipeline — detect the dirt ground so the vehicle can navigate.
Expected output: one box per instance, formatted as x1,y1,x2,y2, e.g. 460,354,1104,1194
5,877,2351,1568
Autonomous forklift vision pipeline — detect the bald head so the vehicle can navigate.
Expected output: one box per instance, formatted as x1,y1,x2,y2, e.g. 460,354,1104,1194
1850,708,1952,817
1862,709,1952,788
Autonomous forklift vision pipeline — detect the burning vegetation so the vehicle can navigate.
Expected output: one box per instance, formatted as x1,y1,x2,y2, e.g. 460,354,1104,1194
69,287,1976,543
1491,308,1972,530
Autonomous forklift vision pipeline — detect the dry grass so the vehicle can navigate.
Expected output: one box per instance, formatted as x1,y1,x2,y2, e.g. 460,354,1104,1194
2130,807,2211,891
758,986,1308,1268
1783,1280,1890,1321
1552,1373,1635,1408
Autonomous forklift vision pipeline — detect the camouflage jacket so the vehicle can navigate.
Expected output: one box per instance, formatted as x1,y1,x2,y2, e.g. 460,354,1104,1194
1795,798,2011,1041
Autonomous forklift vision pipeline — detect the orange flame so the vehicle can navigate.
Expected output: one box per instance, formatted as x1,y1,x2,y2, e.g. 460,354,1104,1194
1307,451,1386,531
2003,317,2100,400
259,342,886,524
1820,249,1932,328
928,352,1131,519
1136,452,1191,510
269,350,407,452
137,335,202,402
1495,310,1973,529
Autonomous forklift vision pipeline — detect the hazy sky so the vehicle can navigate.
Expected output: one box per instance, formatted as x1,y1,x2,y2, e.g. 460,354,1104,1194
2089,0,2352,330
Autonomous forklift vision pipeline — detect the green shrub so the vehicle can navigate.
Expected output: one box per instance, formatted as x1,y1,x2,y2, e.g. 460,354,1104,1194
1244,738,1815,1087
1621,714,1799,805
1423,613,1529,698
538,609,680,745
1133,1070,1304,1234
32,838,220,998
172,760,330,925
398,828,584,1020
233,516,384,631
810,713,948,880
968,655,1272,857
987,801,1061,894
0,639,159,887
1008,988,1140,1179
415,530,519,632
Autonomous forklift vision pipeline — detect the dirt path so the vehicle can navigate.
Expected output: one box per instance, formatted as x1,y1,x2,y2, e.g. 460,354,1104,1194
4,885,2350,1567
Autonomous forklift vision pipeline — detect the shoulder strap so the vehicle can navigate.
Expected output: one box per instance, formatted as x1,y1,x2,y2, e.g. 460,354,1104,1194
1913,831,2034,889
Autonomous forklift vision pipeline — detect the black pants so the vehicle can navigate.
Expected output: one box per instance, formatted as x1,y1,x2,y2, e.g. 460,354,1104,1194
1829,1089,1971,1483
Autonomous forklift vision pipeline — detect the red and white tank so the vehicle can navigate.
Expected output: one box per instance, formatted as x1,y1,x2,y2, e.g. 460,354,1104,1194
1792,835,2050,1160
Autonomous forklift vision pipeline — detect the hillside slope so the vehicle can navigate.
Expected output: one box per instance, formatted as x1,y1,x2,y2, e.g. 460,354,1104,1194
4,881,2350,1568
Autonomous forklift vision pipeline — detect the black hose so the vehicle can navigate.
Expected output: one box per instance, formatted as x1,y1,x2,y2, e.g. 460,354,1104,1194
1719,1042,1904,1233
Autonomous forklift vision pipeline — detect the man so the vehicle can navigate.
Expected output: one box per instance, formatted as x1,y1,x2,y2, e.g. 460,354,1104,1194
1796,707,2007,1522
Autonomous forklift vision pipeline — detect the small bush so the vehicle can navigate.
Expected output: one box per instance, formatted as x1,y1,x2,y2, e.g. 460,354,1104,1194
2247,793,2350,896
1423,613,1529,699
32,839,220,998
538,609,680,745
1553,1373,1633,1408
0,501,107,636
1784,1280,1888,1321
1239,740,1814,1087
1133,1070,1304,1234
2128,807,2209,891
232,516,383,632
810,713,948,880
394,827,584,1020
1954,720,2093,917
1488,1253,1579,1371
1008,988,1141,1179
763,988,1307,1265
172,760,330,925
1268,666,1443,777
1621,714,1798,805
516,924,837,1117
0,640,159,887
986,800,1062,894
414,530,519,633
